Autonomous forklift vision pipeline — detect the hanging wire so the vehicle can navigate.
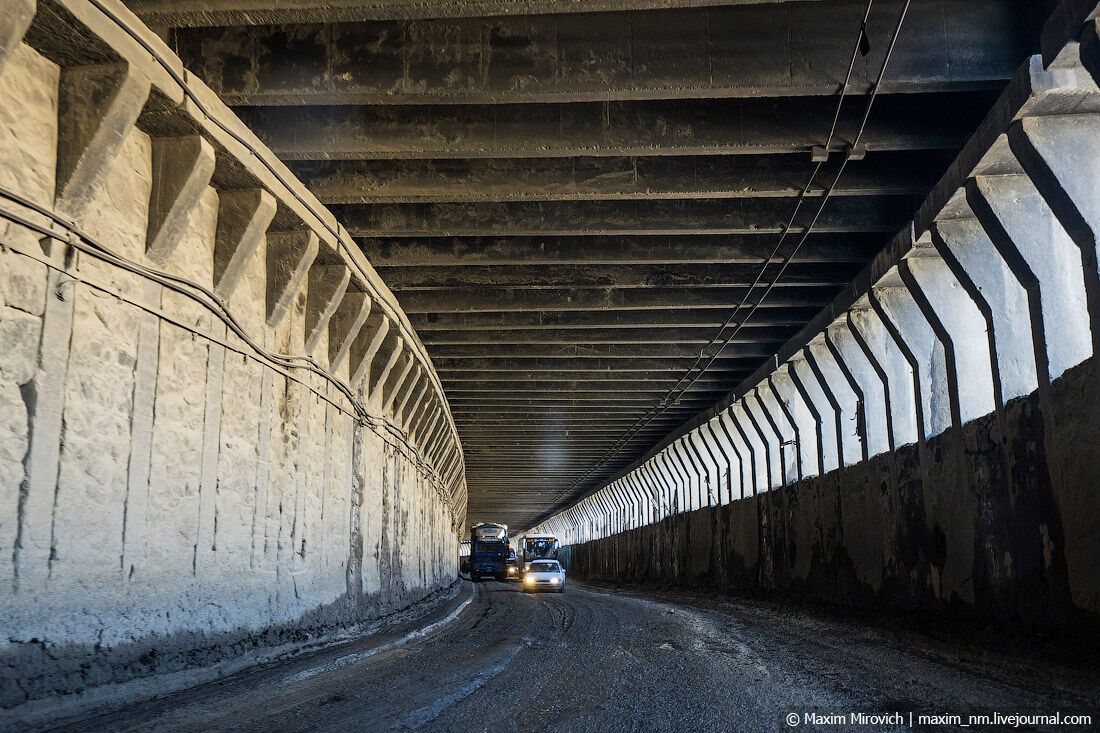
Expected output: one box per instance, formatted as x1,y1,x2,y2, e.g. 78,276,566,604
81,0,462,459
0,190,457,506
537,0,916,529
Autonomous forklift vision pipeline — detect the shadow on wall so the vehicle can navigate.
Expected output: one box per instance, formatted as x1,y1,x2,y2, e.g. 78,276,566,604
566,355,1100,637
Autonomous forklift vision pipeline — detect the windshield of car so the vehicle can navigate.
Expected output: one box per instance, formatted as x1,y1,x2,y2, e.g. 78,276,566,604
528,562,560,573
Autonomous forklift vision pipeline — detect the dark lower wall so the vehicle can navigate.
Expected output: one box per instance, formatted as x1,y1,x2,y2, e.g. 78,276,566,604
564,357,1100,636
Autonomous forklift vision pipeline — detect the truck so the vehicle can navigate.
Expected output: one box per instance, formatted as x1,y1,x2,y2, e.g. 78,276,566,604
468,522,510,581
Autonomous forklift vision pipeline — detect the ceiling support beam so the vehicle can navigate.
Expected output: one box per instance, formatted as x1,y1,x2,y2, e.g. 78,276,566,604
128,0,829,26
173,1,1024,105
380,262,859,290
337,196,916,237
361,233,883,267
427,342,778,358
297,151,944,204
396,285,837,313
434,357,756,372
241,92,991,161
410,308,819,331
420,326,792,345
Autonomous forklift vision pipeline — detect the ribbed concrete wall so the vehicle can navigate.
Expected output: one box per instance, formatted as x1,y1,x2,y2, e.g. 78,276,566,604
536,2,1100,636
0,0,464,720
563,354,1100,634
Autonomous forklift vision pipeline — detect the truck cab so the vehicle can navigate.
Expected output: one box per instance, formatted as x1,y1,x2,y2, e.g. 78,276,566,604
469,522,510,581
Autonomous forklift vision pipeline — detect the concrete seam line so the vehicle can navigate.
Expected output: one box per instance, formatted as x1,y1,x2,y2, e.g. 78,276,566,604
13,0,463,508
282,593,476,684
80,0,460,459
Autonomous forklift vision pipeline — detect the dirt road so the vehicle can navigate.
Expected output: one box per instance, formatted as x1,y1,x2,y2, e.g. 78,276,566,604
52,581,1099,732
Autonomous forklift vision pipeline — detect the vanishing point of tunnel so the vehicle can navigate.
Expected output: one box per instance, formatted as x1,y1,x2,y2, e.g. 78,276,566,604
1,0,1100,730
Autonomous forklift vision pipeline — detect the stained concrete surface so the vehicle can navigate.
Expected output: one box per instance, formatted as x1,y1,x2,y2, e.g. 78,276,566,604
564,355,1100,638
43,580,1100,733
0,28,460,714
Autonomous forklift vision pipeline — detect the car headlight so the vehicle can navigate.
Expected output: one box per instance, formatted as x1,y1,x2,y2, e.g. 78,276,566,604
508,567,516,574
524,575,535,583
550,577,559,584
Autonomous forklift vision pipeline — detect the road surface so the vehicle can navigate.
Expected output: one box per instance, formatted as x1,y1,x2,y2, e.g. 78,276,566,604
53,580,1098,732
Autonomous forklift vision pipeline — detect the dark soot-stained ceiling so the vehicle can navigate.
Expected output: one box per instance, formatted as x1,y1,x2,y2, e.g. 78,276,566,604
131,0,1042,529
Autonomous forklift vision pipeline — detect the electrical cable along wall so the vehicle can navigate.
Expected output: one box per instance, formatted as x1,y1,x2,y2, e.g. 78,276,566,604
0,0,465,717
533,3,1100,633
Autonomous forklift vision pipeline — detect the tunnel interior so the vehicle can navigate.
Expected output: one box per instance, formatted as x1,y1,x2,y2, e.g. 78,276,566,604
144,0,1051,529
2,0,1100,728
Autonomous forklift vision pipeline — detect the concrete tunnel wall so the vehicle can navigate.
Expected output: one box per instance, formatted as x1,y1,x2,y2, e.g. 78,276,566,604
534,6,1100,636
559,355,1100,634
0,0,466,716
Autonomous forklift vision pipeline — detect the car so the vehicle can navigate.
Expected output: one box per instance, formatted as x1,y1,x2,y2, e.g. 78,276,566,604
522,560,566,593
505,548,521,581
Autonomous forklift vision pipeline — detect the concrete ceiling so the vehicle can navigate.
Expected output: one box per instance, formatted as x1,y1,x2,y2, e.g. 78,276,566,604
129,0,1041,529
